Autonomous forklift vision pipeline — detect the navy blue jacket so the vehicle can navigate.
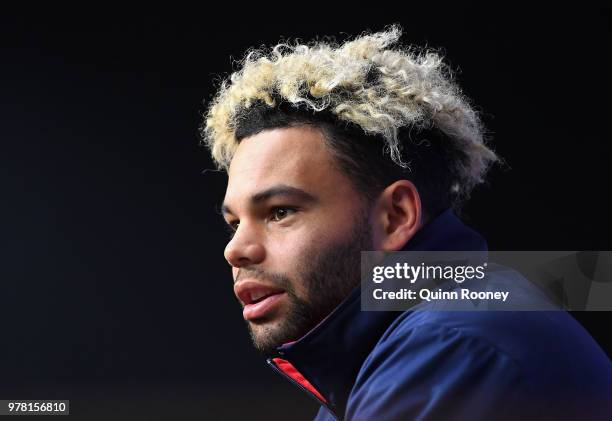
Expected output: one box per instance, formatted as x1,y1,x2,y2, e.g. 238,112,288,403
267,209,612,420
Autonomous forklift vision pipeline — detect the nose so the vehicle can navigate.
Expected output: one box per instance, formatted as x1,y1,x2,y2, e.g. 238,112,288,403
224,223,265,268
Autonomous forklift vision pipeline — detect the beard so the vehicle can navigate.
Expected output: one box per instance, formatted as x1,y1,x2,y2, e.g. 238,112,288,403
240,209,373,356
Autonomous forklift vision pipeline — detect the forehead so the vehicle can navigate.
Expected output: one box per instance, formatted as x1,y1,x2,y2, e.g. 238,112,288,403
225,126,346,202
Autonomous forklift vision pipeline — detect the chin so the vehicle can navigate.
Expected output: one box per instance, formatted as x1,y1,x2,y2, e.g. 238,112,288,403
248,317,301,355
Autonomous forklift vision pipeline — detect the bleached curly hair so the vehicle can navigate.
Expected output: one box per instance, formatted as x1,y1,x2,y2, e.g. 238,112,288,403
201,24,498,207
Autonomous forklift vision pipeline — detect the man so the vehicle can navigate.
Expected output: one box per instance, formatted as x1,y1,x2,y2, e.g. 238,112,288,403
201,25,612,420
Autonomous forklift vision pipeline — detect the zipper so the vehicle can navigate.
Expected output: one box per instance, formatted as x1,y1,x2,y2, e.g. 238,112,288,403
266,358,340,420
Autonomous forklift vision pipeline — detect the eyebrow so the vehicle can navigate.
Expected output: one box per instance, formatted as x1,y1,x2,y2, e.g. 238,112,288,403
221,184,318,217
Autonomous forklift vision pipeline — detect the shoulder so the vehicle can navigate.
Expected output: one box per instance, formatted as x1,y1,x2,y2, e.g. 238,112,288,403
380,309,612,391
345,310,612,420
347,319,533,420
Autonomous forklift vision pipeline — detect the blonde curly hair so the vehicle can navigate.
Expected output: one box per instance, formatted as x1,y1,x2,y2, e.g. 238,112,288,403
201,24,497,201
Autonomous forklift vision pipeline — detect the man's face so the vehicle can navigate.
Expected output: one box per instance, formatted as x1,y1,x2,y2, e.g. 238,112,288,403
221,125,373,355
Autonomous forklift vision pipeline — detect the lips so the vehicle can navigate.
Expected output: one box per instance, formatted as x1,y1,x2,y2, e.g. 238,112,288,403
234,280,286,321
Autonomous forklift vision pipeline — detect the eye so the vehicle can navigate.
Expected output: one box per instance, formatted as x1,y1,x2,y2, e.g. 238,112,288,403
270,207,296,222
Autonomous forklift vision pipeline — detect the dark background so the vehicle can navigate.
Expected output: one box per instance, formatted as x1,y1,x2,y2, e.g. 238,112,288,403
1,8,610,421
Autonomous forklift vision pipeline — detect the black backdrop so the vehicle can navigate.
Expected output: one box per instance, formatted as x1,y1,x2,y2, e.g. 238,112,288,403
2,8,610,421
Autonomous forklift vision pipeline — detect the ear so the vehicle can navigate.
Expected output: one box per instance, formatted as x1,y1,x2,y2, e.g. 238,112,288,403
370,180,422,251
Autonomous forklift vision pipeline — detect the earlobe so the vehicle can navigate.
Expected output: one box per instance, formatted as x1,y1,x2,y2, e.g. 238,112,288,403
373,180,422,252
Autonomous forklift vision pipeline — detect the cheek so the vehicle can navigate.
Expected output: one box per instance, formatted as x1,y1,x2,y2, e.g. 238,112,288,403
267,222,330,260
265,229,322,292
263,206,361,291
266,234,307,269
265,207,356,265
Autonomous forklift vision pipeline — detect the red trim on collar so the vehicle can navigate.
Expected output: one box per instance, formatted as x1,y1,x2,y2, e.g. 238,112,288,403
271,357,327,403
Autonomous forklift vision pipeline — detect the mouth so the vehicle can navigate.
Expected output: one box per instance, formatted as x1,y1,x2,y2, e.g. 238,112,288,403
242,291,287,321
234,280,287,321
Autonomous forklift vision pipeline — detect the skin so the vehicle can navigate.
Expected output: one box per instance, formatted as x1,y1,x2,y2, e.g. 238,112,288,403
221,125,422,354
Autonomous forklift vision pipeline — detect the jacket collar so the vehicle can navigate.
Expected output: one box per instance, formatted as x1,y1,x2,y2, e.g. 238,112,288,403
267,208,488,417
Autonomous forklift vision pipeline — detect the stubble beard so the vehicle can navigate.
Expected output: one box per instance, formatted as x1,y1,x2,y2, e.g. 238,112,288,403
245,210,372,356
